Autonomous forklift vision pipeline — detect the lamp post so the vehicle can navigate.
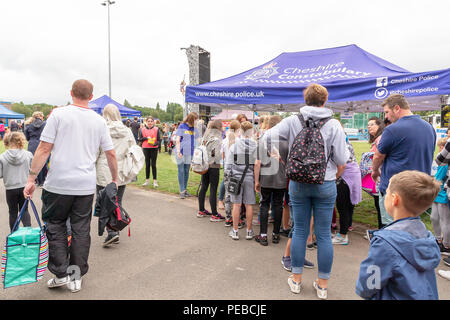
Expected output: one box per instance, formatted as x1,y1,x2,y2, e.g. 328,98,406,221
101,0,115,98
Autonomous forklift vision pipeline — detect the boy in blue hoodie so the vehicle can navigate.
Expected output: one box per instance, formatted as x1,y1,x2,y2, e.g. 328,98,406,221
356,170,441,300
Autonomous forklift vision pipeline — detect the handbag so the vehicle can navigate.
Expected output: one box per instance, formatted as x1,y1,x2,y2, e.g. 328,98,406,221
227,164,249,195
1,199,49,289
227,145,250,196
106,197,132,232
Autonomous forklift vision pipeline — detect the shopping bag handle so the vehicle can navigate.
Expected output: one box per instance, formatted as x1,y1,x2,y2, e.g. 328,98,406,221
11,198,43,232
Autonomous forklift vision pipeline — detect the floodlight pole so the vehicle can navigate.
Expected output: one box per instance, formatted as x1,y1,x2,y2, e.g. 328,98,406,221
101,0,115,97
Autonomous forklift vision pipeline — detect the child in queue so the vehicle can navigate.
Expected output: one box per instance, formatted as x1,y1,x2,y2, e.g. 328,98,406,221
222,120,242,227
356,170,441,300
0,132,33,231
254,115,287,245
227,121,257,240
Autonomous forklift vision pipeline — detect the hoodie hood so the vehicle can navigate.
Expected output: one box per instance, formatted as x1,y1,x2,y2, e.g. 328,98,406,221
30,118,44,129
300,106,334,121
234,137,257,159
374,218,441,272
3,149,29,166
107,121,130,139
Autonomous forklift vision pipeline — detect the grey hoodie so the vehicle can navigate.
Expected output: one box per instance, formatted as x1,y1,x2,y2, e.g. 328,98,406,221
264,106,349,181
0,149,34,190
226,137,257,181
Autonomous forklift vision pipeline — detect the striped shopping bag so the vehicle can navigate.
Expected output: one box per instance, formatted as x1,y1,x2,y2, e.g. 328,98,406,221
1,198,48,289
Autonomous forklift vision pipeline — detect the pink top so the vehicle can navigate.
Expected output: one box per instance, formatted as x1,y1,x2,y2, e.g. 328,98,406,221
370,135,381,153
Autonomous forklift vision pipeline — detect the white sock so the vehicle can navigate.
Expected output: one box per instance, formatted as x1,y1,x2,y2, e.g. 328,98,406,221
261,233,267,237
233,229,238,233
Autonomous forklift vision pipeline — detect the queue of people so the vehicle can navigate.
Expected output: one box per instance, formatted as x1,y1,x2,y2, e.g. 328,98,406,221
1,79,449,299
167,84,450,299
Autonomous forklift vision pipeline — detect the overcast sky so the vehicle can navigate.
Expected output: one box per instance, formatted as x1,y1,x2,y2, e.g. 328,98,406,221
1,0,449,109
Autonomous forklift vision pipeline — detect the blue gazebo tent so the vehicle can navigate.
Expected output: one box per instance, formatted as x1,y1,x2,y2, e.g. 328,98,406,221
0,104,25,120
186,44,450,113
89,95,141,117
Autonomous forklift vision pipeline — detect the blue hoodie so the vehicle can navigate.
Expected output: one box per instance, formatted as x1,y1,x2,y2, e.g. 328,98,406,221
356,217,441,300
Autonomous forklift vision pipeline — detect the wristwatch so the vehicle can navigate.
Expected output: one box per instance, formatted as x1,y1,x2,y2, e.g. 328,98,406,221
29,170,38,176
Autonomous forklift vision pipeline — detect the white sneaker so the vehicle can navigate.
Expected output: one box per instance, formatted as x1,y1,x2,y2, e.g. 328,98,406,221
313,280,328,299
142,181,149,186
47,275,70,288
67,278,82,293
288,275,302,294
246,229,255,240
153,181,159,188
438,270,450,281
332,233,349,245
229,229,239,240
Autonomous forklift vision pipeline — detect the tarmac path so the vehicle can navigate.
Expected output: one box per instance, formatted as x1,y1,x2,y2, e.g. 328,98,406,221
0,184,449,300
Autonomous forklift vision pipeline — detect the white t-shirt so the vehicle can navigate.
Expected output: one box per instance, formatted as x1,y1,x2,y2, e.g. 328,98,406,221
40,105,114,195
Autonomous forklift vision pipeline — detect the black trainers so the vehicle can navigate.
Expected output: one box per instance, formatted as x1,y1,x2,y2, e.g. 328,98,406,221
103,234,119,247
238,219,245,229
442,245,450,256
272,233,280,244
444,256,450,267
280,228,291,237
255,235,268,246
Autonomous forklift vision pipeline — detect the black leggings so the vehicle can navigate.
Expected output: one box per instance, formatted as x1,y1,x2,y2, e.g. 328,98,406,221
336,180,354,235
260,188,284,235
198,167,220,215
373,195,385,229
143,148,158,180
6,187,31,231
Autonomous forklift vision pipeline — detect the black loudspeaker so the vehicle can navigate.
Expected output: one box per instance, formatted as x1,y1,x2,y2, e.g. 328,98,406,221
199,51,210,84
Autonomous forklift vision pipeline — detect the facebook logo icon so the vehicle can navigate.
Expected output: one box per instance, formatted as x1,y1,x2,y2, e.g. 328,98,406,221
376,77,388,87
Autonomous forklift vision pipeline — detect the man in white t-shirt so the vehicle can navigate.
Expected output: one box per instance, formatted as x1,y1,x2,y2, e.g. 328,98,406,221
23,79,118,293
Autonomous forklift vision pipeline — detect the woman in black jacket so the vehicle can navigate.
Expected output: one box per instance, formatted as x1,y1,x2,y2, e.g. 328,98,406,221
24,111,47,186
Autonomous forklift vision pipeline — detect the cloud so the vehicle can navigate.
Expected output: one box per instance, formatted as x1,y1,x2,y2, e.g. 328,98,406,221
0,0,449,109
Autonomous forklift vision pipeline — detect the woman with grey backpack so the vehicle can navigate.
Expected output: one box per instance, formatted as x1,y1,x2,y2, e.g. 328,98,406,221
196,119,224,221
263,83,349,299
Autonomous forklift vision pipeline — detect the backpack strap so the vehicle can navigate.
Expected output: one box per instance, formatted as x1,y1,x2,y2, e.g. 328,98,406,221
297,114,332,129
316,117,333,129
297,114,307,127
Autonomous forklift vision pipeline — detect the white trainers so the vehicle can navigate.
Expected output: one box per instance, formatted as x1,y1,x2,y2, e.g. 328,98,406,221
142,181,149,186
67,278,82,293
288,275,302,294
332,233,349,245
246,229,255,240
313,280,328,299
229,229,239,240
153,180,159,188
47,275,70,288
438,270,450,281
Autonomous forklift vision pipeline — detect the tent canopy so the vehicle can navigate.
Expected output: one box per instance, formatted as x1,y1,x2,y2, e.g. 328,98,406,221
186,44,450,112
0,105,25,119
89,95,141,117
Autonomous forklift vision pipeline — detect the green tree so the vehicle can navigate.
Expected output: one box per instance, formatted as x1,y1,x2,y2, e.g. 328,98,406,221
11,103,33,118
123,99,132,108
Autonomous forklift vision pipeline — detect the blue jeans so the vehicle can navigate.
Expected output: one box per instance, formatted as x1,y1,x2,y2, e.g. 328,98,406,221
218,180,225,201
177,155,191,193
289,180,337,279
